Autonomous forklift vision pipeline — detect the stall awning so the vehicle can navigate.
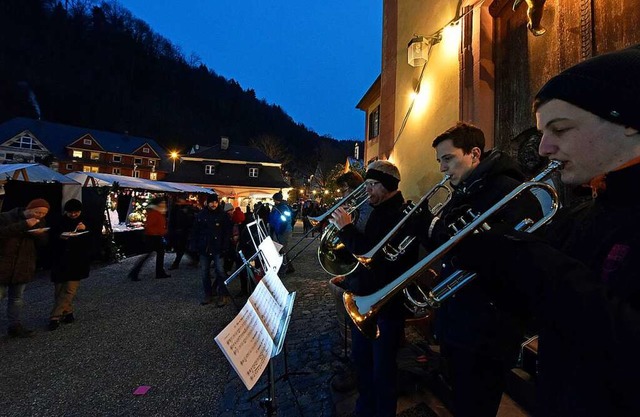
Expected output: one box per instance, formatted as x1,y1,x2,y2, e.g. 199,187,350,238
65,171,214,194
0,163,80,184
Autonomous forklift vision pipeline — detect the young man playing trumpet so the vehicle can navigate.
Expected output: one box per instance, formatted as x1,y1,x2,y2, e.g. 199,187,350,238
330,160,417,417
415,122,541,417
456,44,640,417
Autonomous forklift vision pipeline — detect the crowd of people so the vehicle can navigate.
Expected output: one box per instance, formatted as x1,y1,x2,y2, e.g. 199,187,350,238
0,189,303,336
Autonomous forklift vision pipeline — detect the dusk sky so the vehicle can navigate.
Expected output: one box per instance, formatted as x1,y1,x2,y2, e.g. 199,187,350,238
115,1,383,141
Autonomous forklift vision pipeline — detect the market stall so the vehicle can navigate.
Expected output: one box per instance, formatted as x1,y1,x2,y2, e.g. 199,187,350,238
66,171,214,258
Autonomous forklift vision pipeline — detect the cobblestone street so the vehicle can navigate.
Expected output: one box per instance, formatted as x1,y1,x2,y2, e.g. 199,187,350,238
0,223,526,416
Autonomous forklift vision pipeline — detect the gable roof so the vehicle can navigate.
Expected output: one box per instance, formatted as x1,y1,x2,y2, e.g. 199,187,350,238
0,117,166,160
187,144,278,164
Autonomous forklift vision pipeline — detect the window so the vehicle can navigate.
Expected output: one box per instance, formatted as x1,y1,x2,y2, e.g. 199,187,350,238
205,165,216,175
149,159,155,166
10,135,42,150
113,168,121,175
83,138,92,145
5,153,13,160
72,150,83,158
142,147,150,153
368,105,380,139
248,167,259,178
66,164,73,170
133,171,140,178
134,158,142,165
83,166,99,173
90,152,100,160
113,155,122,163
150,172,157,180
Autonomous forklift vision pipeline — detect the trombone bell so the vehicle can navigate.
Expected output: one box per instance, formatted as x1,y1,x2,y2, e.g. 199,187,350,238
343,292,380,339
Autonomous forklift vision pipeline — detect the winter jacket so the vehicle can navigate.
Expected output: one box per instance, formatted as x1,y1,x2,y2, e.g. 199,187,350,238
456,162,640,416
50,214,91,282
338,191,418,319
144,207,167,236
269,202,293,235
0,207,47,285
192,206,232,256
429,150,541,356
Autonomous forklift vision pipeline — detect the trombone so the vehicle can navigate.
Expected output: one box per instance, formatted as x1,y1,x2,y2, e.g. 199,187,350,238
283,182,369,272
344,160,563,338
354,174,452,266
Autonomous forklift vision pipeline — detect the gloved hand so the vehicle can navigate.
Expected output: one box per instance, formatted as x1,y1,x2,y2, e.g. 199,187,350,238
408,207,435,247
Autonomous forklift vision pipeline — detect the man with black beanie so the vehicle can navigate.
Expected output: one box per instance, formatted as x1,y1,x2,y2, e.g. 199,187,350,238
454,44,640,416
330,160,418,417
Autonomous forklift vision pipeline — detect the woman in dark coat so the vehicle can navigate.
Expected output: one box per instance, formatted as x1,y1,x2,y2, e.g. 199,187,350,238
49,199,91,330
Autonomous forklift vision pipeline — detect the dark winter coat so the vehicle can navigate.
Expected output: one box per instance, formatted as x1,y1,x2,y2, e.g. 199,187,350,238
50,214,91,282
0,207,47,285
456,162,640,416
192,205,232,256
532,163,640,416
430,150,541,356
338,191,418,319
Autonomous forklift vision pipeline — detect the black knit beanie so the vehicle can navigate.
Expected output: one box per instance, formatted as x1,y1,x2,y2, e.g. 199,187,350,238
63,199,82,212
535,44,640,130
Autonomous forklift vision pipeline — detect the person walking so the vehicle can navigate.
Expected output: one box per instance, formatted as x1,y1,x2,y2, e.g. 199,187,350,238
0,198,50,337
168,197,198,270
48,199,91,330
128,197,171,281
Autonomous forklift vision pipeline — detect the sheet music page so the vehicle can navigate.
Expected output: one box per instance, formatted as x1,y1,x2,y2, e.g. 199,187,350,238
248,280,286,340
260,269,289,308
258,236,283,272
214,302,274,390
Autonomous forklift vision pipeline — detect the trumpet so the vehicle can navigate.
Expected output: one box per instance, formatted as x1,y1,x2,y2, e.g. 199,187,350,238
284,182,369,275
344,160,562,338
354,174,452,265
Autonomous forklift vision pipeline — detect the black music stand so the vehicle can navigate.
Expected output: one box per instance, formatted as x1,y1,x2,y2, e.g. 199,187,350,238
253,291,297,417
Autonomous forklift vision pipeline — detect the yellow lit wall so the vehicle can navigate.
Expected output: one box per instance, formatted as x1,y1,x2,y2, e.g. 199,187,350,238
390,0,462,203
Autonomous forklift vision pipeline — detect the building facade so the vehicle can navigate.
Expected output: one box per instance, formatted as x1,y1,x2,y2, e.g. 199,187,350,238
165,138,291,208
0,117,167,180
359,0,640,203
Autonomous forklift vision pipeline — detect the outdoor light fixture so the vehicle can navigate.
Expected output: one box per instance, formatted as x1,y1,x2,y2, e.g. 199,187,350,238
407,34,442,67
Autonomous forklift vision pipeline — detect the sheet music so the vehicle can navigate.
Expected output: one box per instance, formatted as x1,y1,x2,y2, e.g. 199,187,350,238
258,236,283,272
215,302,274,390
216,264,294,391
248,280,285,340
260,269,289,308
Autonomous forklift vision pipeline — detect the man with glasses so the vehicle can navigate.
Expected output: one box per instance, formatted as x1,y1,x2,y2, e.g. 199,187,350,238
330,160,417,417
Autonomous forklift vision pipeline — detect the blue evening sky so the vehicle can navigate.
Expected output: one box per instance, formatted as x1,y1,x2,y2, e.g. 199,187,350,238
115,0,382,141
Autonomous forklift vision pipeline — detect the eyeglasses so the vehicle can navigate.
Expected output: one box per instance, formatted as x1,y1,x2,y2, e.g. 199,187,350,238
364,180,381,188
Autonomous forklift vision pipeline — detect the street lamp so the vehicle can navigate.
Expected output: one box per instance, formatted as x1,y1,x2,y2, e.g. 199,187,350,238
170,151,178,172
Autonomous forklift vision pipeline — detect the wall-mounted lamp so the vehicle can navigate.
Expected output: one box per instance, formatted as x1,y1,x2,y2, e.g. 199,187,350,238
407,34,442,67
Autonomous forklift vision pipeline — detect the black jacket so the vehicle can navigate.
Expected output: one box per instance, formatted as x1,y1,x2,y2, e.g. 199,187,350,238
534,163,640,417
192,206,232,256
456,162,640,416
429,150,540,355
50,214,91,282
338,191,418,319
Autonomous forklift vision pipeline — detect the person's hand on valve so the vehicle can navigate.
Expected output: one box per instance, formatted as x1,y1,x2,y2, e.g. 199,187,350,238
330,206,352,230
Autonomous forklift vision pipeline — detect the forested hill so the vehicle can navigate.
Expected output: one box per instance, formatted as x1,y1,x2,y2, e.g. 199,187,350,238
0,0,360,177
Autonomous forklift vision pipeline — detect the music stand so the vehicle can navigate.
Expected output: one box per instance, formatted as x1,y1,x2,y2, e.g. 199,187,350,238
255,291,296,416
